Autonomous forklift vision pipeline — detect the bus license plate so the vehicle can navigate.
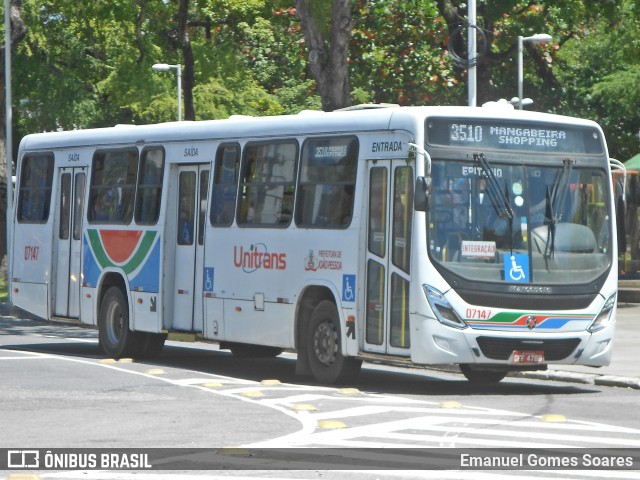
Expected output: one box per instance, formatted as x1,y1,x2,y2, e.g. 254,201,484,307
512,350,544,364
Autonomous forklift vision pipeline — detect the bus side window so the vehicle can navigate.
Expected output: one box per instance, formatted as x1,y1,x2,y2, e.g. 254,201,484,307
17,153,55,223
72,173,86,240
59,173,72,240
211,144,240,227
135,148,165,225
89,149,138,224
237,141,298,227
178,172,196,245
295,136,358,229
392,166,413,273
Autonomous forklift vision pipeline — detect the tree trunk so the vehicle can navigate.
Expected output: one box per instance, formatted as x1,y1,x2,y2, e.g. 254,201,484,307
295,0,352,111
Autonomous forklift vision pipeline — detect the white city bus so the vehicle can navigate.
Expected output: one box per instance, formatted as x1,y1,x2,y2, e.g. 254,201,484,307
11,104,619,383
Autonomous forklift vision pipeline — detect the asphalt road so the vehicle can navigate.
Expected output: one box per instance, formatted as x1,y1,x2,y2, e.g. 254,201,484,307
1,304,640,479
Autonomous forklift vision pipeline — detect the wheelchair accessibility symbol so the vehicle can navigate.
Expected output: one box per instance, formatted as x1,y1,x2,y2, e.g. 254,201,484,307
203,267,214,292
504,254,529,283
342,274,356,302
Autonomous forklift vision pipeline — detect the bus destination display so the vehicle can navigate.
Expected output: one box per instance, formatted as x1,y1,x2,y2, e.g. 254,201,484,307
426,118,604,154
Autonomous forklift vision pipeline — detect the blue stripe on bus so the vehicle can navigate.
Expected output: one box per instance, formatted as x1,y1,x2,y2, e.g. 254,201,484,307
129,239,161,293
82,234,101,287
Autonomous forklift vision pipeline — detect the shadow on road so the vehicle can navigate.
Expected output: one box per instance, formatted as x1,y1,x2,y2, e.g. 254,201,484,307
0,308,601,398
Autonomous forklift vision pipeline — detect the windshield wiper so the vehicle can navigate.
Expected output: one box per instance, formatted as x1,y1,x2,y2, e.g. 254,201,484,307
551,157,574,222
543,157,575,258
474,153,514,221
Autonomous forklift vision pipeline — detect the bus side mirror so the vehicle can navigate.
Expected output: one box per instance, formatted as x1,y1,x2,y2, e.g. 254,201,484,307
617,194,627,255
415,176,432,212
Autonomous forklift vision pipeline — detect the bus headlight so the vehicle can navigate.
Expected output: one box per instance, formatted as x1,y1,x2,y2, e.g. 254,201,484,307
588,293,616,333
424,286,467,329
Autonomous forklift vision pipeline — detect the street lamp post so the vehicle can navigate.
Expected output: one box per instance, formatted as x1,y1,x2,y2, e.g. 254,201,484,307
517,33,552,109
152,63,182,121
467,0,477,107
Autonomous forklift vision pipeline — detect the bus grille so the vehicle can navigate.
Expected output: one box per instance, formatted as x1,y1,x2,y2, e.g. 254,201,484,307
475,337,582,361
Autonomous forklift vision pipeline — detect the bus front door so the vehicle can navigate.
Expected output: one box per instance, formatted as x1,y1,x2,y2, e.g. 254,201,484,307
363,161,414,356
53,167,86,318
172,165,209,332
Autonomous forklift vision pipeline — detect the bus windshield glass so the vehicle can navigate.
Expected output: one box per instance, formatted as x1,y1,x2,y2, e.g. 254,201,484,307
428,157,612,285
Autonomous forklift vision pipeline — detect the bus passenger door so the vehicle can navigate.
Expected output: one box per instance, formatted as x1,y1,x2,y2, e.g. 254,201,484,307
172,165,209,332
53,167,86,318
363,160,414,356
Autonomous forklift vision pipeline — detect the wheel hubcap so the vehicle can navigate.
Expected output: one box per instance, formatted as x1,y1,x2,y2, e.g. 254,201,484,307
313,320,338,366
106,302,123,346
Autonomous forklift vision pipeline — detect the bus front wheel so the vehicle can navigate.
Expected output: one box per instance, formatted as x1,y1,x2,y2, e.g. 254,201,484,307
99,286,138,359
306,300,361,384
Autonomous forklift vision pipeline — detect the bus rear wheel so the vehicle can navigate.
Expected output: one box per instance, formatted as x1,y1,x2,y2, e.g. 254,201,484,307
459,364,508,384
99,286,139,359
306,300,361,384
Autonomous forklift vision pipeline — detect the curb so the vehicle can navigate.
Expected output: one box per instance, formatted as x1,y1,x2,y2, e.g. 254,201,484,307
514,370,640,390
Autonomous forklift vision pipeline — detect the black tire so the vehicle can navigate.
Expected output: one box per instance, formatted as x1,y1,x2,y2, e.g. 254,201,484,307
459,364,508,384
306,300,361,384
98,286,139,359
229,343,284,358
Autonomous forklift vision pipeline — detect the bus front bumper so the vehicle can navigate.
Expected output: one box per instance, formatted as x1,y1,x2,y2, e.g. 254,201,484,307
410,313,614,368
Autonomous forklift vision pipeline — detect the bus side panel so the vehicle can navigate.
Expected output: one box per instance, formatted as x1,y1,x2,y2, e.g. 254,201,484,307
80,233,101,326
206,228,363,351
132,292,162,333
82,228,163,331
340,306,359,357
12,224,53,320
205,230,297,348
223,299,292,347
128,234,162,332
203,296,224,340
12,283,49,320
80,286,96,326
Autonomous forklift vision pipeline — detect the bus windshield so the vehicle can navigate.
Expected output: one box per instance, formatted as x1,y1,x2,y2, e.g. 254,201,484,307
428,156,612,285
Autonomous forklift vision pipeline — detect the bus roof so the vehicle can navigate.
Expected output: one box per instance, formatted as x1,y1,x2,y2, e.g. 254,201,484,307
18,105,603,152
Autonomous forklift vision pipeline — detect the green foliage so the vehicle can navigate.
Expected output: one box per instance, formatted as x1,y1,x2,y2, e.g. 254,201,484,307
193,75,285,119
241,7,311,94
199,0,269,19
14,0,169,131
554,0,640,160
351,0,462,105
274,79,322,114
6,0,640,160
12,0,291,135
0,275,7,303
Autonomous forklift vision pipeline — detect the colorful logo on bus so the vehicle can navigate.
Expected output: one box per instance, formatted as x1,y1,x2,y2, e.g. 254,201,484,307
83,229,160,292
304,249,343,272
233,243,287,273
